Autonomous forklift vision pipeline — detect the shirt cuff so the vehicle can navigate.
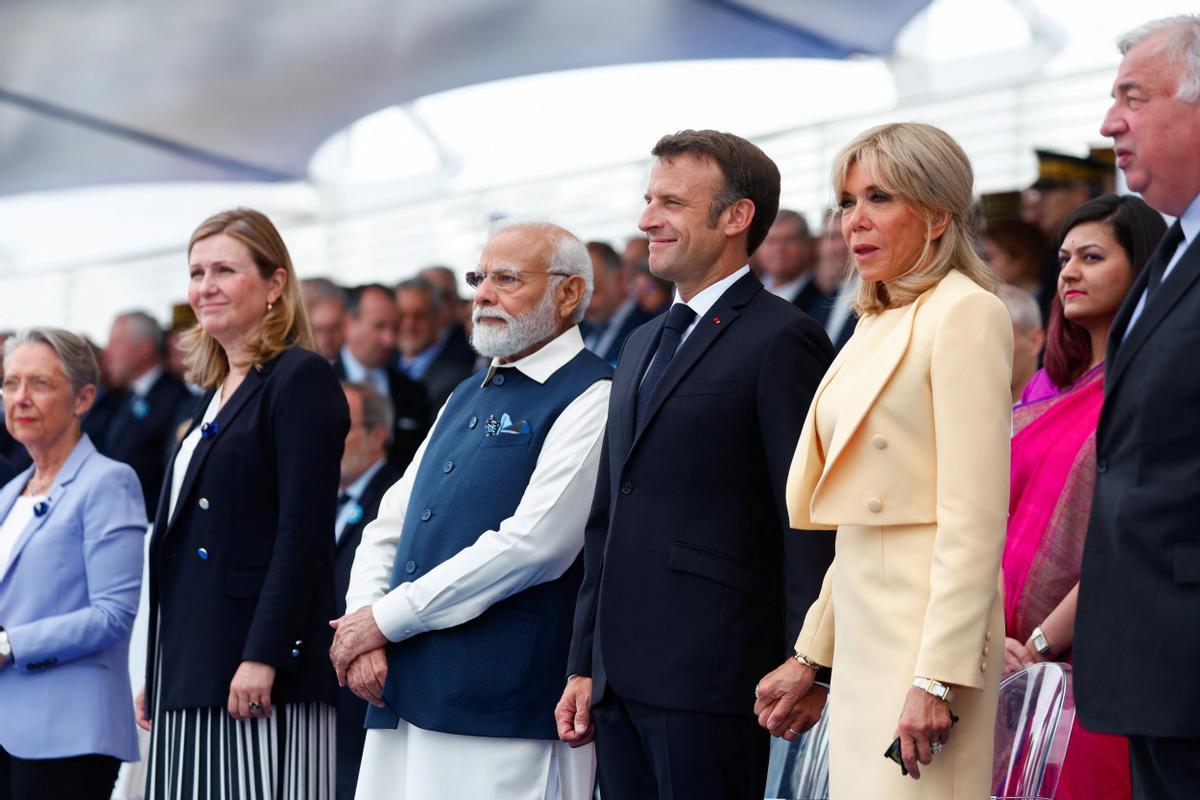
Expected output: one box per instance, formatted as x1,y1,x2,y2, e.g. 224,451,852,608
372,585,426,643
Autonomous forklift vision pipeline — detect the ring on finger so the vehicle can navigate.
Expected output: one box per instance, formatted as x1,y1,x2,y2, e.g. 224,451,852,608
787,728,799,737
930,740,943,754
249,701,263,713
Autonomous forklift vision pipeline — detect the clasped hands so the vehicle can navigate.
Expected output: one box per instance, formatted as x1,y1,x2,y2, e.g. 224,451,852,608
753,658,827,742
329,606,390,708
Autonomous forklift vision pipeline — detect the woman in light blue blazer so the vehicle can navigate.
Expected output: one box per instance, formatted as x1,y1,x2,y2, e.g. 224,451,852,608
0,328,146,800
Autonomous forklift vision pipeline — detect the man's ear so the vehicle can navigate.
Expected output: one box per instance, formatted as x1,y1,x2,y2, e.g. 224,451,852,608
722,198,756,240
557,275,586,322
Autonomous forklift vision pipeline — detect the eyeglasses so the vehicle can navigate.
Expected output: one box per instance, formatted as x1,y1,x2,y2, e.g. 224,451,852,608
464,268,571,292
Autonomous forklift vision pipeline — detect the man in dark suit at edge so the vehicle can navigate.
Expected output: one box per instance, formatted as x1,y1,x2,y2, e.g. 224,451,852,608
332,381,404,800
1074,14,1200,798
556,129,835,799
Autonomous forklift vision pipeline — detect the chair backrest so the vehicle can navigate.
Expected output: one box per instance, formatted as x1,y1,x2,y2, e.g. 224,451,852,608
764,684,831,800
991,662,1075,800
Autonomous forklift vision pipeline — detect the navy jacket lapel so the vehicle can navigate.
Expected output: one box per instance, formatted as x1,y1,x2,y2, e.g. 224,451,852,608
160,367,267,537
616,320,660,454
631,272,758,448
1108,233,1199,395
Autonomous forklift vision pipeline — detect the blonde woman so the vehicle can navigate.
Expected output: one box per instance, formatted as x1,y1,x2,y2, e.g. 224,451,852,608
754,123,1012,798
137,209,349,799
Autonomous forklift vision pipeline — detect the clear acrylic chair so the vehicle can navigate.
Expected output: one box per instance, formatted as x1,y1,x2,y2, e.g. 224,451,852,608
764,684,831,800
991,662,1076,800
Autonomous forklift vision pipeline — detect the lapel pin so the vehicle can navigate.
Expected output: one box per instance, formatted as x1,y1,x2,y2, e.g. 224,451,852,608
33,500,50,517
346,503,364,525
712,316,721,324
200,421,221,439
131,397,150,419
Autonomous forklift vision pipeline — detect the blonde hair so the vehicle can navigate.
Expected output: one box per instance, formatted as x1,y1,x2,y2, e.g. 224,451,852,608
831,123,997,315
182,208,313,388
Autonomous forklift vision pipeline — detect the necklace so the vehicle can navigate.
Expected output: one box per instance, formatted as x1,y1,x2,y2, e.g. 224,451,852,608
23,473,54,497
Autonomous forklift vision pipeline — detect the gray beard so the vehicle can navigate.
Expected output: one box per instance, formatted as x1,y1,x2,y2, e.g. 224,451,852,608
470,288,561,359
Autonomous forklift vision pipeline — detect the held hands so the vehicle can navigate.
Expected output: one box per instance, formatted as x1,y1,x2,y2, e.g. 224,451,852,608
754,658,825,741
135,684,151,731
894,685,953,780
347,648,389,708
1002,636,1048,677
554,676,595,747
227,660,277,720
329,606,389,687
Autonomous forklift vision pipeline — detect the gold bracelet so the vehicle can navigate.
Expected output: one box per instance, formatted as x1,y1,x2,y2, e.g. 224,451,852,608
793,652,822,671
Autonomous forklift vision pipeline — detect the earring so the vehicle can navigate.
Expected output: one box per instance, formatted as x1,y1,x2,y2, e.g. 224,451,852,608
267,302,274,311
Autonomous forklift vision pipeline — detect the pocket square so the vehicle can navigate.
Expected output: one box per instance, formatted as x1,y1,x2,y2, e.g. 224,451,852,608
501,418,531,435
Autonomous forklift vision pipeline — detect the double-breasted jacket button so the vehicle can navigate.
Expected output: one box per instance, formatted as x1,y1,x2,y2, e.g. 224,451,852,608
980,661,988,673
443,461,454,473
405,560,417,574
1097,458,1109,474
872,434,888,450
620,482,633,495
866,497,883,513
983,645,990,656
468,416,479,429
198,497,210,510
492,374,506,386
197,547,209,560
420,509,433,521
291,648,301,658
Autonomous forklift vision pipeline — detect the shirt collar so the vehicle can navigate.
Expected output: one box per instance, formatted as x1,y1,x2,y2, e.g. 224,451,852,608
765,273,811,300
674,265,751,320
340,346,376,381
343,457,386,499
1178,192,1200,247
399,339,443,378
130,365,163,398
481,325,584,387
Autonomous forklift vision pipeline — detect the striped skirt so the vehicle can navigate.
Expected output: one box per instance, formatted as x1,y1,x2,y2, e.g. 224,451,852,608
144,702,336,799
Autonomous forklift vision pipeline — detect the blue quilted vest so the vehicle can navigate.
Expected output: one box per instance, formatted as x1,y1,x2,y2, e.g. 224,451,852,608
365,347,611,738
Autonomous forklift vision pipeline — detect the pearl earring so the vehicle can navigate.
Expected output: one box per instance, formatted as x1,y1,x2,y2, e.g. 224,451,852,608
267,302,274,311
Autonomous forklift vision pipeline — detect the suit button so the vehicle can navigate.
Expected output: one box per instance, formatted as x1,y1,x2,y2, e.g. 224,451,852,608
198,497,210,510
294,640,303,647
421,509,432,521
291,649,301,658
469,416,479,429
981,661,988,672
197,547,209,560
985,631,992,641
872,435,888,449
1097,458,1108,474
405,560,417,574
620,482,633,495
493,374,505,386
983,645,990,656
866,497,883,513
443,461,454,473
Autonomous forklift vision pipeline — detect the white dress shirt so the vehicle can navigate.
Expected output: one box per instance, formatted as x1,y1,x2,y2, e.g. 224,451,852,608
764,272,812,303
340,346,390,397
673,264,751,344
336,458,387,544
129,365,164,399
346,325,610,643
1124,193,1200,339
0,495,44,580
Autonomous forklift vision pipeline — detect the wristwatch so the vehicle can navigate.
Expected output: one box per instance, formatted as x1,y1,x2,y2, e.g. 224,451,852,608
1030,626,1053,658
913,676,954,703
0,629,11,668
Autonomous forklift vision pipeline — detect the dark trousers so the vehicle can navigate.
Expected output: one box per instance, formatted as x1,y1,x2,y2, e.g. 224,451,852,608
0,747,120,800
1129,735,1200,800
592,688,768,800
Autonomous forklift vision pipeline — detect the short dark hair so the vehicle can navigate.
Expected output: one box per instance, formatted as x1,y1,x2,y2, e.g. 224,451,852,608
345,283,393,317
772,209,810,238
651,130,781,256
585,241,622,274
395,276,444,314
1044,193,1167,389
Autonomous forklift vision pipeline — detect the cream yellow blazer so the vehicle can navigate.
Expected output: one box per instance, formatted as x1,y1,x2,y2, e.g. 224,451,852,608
788,269,1014,690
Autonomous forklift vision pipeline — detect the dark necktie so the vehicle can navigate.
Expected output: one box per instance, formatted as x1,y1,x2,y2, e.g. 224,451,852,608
636,303,696,428
1146,221,1186,299
337,492,352,509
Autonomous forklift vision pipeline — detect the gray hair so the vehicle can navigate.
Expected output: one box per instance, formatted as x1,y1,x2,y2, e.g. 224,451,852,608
3,327,99,396
997,284,1042,333
116,309,165,352
302,277,348,306
1118,15,1200,102
487,219,594,324
341,381,395,443
395,276,445,314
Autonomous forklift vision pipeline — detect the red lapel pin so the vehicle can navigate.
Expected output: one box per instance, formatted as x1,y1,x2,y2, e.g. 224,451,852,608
712,316,721,324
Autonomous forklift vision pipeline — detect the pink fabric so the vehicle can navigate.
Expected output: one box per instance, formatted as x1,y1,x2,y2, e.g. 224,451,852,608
1005,365,1129,800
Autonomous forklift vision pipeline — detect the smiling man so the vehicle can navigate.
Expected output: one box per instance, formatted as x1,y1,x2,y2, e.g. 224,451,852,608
556,130,834,799
1074,14,1200,798
329,221,611,800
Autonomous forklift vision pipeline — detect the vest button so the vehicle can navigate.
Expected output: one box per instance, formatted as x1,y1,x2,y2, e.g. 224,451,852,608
198,497,210,510
1097,458,1108,474
421,508,432,521
493,374,505,386
867,497,883,513
469,416,479,429
443,461,454,473
620,482,633,495
405,560,417,574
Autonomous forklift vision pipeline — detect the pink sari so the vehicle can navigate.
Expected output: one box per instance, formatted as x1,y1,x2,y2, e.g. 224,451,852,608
1005,365,1130,800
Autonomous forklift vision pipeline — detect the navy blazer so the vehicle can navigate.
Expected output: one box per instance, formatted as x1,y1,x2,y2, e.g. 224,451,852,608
147,348,349,712
568,272,835,714
0,436,145,761
332,356,431,471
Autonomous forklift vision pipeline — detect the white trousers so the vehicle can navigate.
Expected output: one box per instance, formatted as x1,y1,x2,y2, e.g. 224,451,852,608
354,722,595,800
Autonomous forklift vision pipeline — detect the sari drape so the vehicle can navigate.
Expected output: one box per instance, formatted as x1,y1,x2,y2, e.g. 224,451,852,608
1005,365,1129,800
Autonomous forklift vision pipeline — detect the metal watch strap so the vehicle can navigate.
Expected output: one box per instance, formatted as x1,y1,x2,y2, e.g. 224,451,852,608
1030,626,1053,658
913,676,954,703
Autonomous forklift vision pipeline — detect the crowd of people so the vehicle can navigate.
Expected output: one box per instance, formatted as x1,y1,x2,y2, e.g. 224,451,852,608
0,12,1197,800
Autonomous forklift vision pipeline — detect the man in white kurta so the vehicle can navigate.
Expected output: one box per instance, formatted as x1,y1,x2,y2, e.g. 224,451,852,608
330,221,609,800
